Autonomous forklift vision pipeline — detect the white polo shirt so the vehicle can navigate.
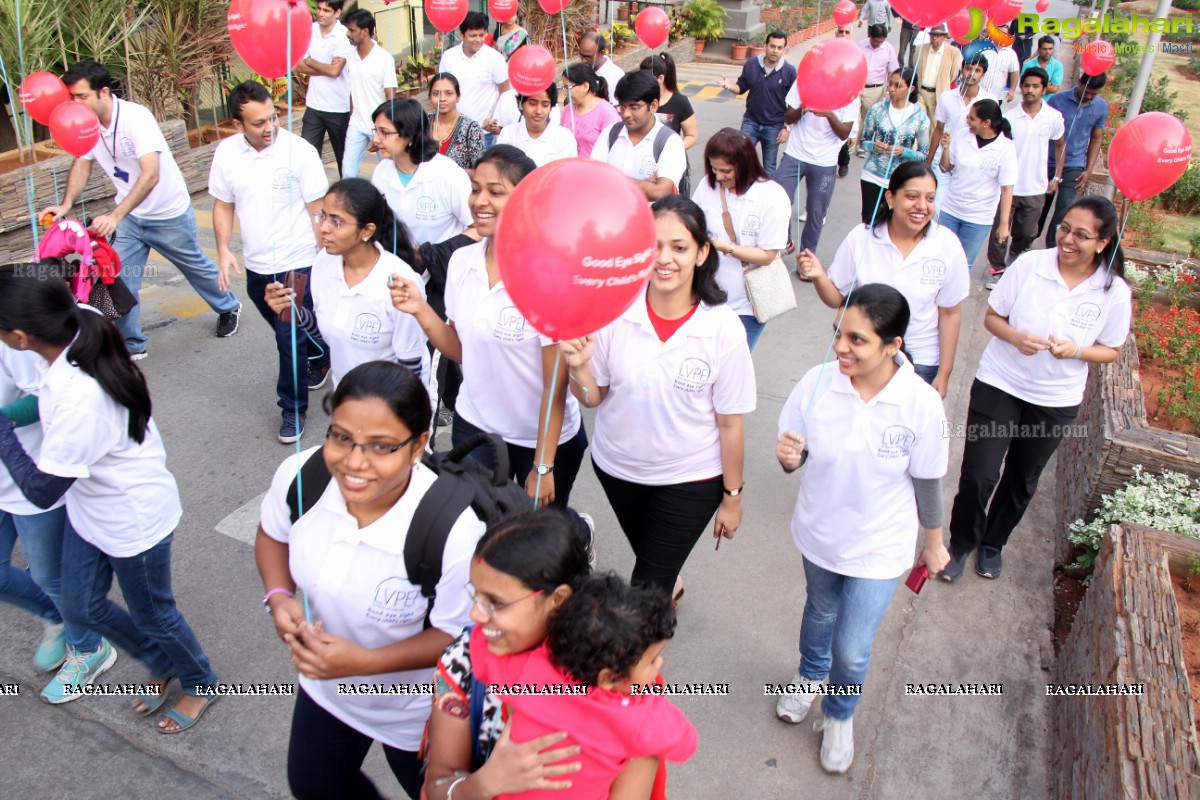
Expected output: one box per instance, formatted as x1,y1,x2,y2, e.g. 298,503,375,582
977,248,1132,407
82,98,190,220
305,21,354,113
208,128,327,274
590,120,687,190
827,224,969,368
784,85,858,167
310,244,430,388
496,120,578,167
979,47,1020,97
348,42,399,134
932,88,995,165
778,354,948,580
942,133,1018,224
371,153,472,246
595,58,626,107
691,177,790,316
260,450,485,751
439,43,508,124
444,242,582,448
0,347,62,515
1005,102,1065,196
589,298,756,485
36,346,180,557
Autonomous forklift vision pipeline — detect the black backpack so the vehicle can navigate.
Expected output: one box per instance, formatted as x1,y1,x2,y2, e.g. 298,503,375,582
607,123,683,192
286,432,533,627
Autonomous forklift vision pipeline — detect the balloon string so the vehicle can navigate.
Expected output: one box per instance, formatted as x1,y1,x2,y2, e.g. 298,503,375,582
9,0,41,252
531,348,564,510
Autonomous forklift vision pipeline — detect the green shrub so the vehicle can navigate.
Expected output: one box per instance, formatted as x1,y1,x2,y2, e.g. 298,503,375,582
1190,230,1200,259
1139,74,1189,121
1069,467,1200,568
1162,157,1200,216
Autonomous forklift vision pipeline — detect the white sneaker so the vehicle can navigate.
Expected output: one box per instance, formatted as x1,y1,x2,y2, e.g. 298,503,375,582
577,512,597,571
775,672,826,723
815,716,854,773
798,210,808,222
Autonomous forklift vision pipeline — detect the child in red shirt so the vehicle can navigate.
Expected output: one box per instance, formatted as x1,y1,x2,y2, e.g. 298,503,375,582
468,573,697,799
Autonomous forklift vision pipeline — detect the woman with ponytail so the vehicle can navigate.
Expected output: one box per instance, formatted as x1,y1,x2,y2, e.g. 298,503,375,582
938,98,1017,271
0,261,218,730
562,63,620,158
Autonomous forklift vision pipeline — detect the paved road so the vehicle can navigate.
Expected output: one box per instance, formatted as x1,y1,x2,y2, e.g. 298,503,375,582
0,9,1087,796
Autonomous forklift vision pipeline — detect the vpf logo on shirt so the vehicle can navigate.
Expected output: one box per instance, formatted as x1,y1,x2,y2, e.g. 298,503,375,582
350,312,383,345
118,136,136,158
273,168,296,191
920,258,947,286
366,577,426,625
416,196,437,220
1069,302,1101,331
639,156,658,178
672,357,711,394
741,215,762,238
877,425,916,459
493,305,529,343
982,155,1000,173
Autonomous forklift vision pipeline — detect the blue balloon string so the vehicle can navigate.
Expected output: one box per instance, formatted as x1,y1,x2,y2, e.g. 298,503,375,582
531,348,564,510
7,0,42,252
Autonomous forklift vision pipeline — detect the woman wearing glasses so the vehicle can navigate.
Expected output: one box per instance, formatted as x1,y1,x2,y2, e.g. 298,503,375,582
265,178,430,391
256,360,486,800
942,196,1131,583
371,99,472,247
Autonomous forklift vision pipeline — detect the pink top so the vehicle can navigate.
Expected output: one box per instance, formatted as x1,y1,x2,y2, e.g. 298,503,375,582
561,101,622,159
469,626,698,800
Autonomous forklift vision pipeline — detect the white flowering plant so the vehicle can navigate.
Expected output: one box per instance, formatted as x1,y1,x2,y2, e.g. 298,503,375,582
1069,466,1200,568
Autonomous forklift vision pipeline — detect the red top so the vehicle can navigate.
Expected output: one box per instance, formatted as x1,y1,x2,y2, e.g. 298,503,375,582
438,136,452,155
646,296,700,343
469,626,697,800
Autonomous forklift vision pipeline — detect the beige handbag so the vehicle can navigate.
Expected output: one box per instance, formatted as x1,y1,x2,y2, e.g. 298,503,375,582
720,187,796,324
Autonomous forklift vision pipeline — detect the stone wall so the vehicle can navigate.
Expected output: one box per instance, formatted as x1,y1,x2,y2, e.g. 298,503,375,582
1054,523,1200,799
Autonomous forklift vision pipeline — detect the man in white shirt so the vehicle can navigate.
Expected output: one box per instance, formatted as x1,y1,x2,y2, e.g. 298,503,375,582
342,9,397,178
209,82,331,443
440,11,509,146
927,56,994,205
295,0,353,176
984,67,1065,289
41,60,242,359
590,72,686,200
851,25,899,157
980,25,1020,104
578,32,625,108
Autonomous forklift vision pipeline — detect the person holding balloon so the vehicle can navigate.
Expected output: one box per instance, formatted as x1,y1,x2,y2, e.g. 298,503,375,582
40,60,243,360
1039,72,1109,248
559,194,756,600
926,56,996,208
428,73,487,171
562,64,621,159
389,146,588,510
371,99,473,248
858,67,930,226
440,12,511,147
497,83,579,168
942,196,1132,583
342,9,398,179
691,127,791,351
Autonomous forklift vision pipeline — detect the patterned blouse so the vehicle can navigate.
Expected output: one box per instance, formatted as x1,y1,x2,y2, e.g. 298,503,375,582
437,114,486,171
432,628,505,766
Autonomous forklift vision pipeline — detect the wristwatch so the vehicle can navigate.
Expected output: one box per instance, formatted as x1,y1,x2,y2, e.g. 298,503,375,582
535,463,555,475
723,485,744,497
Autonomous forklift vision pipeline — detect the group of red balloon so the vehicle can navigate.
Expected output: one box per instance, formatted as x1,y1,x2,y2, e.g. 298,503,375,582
18,73,98,157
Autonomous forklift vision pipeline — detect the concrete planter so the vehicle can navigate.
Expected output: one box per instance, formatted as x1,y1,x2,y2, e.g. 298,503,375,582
1054,522,1200,799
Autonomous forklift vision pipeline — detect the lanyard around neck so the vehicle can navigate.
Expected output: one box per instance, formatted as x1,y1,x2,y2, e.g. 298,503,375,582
99,100,121,163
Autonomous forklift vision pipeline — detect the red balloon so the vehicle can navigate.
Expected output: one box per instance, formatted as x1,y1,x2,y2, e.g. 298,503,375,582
946,9,974,44
794,38,867,113
634,7,670,50
987,0,1022,26
426,0,468,34
1080,40,1116,76
890,0,971,28
973,0,1000,11
1035,0,1050,10
495,159,656,340
18,72,69,126
537,0,570,13
49,103,101,158
832,0,856,27
227,0,312,80
508,44,557,96
485,32,495,46
489,0,518,22
1108,112,1193,202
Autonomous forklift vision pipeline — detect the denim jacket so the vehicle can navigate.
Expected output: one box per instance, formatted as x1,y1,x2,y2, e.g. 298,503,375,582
860,99,930,185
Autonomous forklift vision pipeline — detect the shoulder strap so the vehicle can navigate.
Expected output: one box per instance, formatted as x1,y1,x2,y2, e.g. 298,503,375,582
286,446,332,524
652,124,673,163
607,122,621,149
405,468,477,629
469,667,488,769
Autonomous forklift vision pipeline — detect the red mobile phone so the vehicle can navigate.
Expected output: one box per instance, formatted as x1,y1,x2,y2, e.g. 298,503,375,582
280,270,308,323
905,565,930,594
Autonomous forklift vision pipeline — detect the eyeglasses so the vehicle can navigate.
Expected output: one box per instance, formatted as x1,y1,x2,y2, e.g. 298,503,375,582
931,32,947,37
617,102,647,113
370,127,400,138
1057,223,1100,242
466,584,544,618
324,428,418,458
312,212,363,230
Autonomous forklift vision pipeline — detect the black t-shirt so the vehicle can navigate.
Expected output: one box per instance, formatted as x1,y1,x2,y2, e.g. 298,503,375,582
655,93,695,136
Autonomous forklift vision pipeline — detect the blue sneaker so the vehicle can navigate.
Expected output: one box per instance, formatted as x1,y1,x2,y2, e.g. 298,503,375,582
939,547,970,583
34,621,67,672
976,546,1003,579
278,411,305,444
41,639,118,704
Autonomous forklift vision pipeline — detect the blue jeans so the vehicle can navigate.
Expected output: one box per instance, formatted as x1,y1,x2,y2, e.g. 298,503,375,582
246,269,328,415
912,362,939,385
0,508,100,651
938,212,993,272
112,207,240,354
62,529,216,692
741,118,784,177
738,315,766,351
797,556,900,720
342,125,376,178
774,154,837,253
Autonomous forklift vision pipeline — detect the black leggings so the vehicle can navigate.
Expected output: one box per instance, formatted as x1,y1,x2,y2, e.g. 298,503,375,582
287,686,423,800
860,180,887,226
593,461,724,596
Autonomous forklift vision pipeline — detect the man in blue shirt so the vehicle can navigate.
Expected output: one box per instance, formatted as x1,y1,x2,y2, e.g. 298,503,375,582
1021,35,1063,94
717,30,797,176
1038,71,1108,246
